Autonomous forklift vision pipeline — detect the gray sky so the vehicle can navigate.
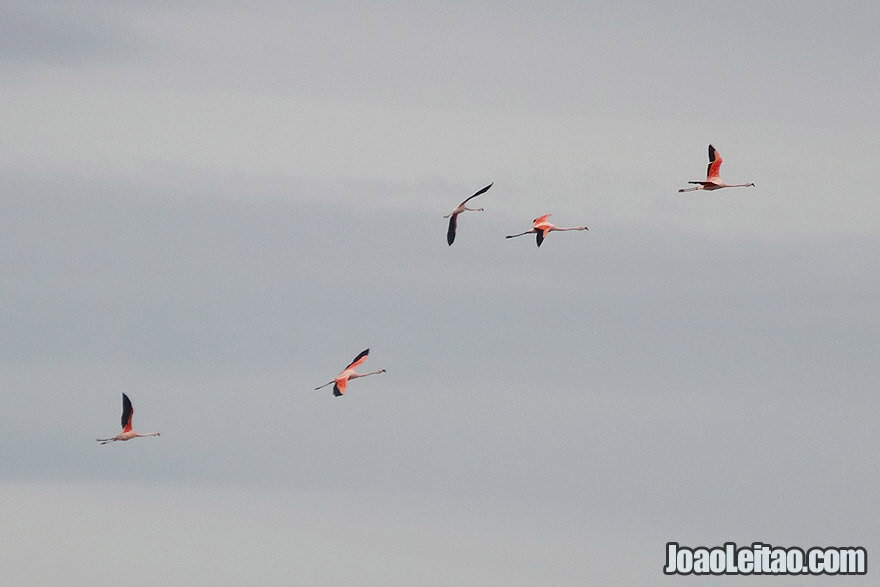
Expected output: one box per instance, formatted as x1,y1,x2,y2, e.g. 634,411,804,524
2,1,879,584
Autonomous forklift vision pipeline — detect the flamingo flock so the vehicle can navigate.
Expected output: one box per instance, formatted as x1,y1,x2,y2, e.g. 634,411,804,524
96,143,754,427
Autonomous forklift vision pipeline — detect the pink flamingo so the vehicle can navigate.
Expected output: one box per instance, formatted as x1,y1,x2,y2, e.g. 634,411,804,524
97,393,160,444
314,348,386,397
505,214,588,247
679,145,755,192
444,183,492,245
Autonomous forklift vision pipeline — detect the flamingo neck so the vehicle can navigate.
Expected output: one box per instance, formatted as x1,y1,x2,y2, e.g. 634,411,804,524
351,369,385,379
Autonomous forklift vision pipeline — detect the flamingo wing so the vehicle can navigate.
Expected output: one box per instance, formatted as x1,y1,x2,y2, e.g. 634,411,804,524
460,182,493,205
532,214,551,227
121,393,134,432
706,144,723,180
447,214,457,245
345,348,370,370
333,378,347,397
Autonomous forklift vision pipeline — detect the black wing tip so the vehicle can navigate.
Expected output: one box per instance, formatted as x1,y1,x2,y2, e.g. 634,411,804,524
465,182,493,201
120,393,133,428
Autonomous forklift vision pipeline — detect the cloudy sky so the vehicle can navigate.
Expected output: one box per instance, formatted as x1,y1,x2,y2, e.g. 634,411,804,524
2,1,878,584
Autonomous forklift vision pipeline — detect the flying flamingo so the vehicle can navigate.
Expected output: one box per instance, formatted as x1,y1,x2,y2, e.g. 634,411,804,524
678,145,755,192
505,214,588,247
314,348,386,397
444,182,493,245
97,393,160,445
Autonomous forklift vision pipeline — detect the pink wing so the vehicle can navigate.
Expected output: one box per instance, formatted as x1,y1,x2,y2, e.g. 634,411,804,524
344,348,370,370
333,377,348,396
532,214,552,227
706,145,723,180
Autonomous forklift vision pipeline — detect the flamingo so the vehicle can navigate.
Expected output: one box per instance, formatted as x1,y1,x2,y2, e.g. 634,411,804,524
678,145,755,192
314,348,386,397
444,182,493,245
97,393,160,445
505,214,588,247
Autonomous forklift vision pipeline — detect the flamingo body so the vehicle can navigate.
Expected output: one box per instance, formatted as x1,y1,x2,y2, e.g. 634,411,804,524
314,348,386,397
444,183,492,245
505,214,588,247
97,393,160,444
679,145,755,192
